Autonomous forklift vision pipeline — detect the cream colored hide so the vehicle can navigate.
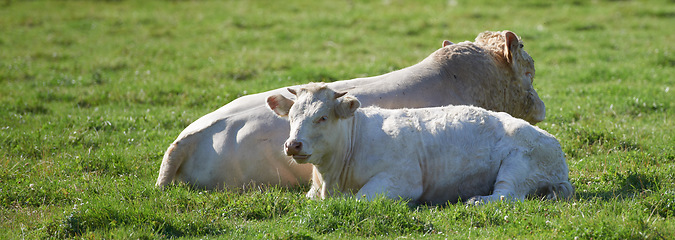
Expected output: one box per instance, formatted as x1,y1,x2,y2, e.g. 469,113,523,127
267,83,572,205
156,31,546,190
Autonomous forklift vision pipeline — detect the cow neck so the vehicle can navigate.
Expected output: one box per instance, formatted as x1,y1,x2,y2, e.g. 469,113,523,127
337,114,358,192
314,114,358,195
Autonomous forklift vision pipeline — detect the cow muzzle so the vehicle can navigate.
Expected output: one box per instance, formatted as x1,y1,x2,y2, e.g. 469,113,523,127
284,139,311,162
525,90,546,124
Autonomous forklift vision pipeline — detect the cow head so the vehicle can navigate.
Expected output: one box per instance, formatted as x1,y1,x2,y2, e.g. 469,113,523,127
475,30,546,124
266,83,360,164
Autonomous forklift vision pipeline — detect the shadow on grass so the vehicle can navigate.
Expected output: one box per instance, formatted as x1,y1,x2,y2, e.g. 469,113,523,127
574,171,661,202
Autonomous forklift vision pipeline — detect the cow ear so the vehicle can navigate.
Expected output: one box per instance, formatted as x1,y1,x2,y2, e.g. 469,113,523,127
504,31,520,64
266,94,295,117
335,96,360,119
442,40,454,47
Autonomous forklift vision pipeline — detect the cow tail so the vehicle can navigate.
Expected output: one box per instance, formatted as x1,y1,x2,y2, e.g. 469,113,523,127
155,138,192,188
545,180,574,201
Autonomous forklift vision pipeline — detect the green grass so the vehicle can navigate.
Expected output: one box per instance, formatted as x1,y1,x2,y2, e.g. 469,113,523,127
1,0,674,238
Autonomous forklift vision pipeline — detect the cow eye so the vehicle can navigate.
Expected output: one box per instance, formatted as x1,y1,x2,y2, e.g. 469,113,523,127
525,72,534,83
316,115,328,123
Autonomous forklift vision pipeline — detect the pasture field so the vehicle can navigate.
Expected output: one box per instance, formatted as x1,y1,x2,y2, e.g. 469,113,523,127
1,0,674,238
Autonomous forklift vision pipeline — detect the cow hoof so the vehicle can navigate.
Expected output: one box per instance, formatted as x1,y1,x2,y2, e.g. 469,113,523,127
466,196,484,206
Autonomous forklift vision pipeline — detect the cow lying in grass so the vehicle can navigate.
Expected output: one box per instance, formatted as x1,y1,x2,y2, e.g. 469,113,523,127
267,83,572,205
156,30,547,190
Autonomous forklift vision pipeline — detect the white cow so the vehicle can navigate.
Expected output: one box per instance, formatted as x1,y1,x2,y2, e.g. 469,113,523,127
267,83,572,205
156,31,547,189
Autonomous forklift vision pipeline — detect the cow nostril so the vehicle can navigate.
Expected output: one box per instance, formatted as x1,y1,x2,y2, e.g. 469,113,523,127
292,141,302,150
285,140,303,154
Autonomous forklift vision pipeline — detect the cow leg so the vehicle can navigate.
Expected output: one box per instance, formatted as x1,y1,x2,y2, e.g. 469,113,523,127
355,172,423,204
466,150,530,205
305,166,323,199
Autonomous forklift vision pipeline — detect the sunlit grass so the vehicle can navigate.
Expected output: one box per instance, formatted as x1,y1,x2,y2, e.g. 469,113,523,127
1,0,674,238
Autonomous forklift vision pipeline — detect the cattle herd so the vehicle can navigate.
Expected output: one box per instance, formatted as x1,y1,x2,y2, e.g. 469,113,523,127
156,30,573,205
